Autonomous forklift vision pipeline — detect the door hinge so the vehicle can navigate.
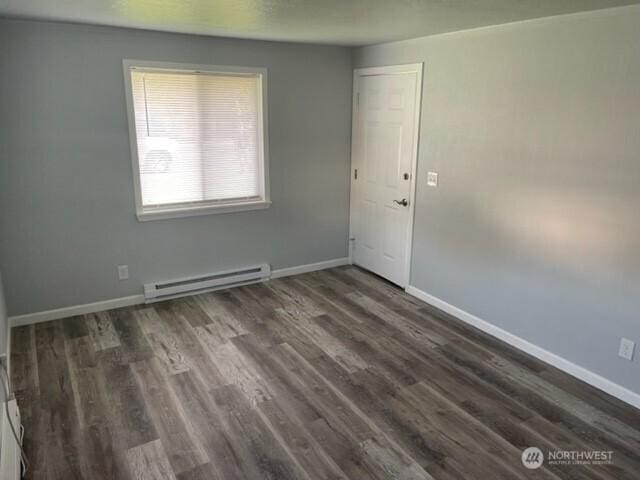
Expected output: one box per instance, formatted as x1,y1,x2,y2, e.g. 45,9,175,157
354,168,358,180
356,92,360,108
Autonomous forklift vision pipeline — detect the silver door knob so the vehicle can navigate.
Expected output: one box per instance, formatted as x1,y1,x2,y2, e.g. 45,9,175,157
393,198,408,207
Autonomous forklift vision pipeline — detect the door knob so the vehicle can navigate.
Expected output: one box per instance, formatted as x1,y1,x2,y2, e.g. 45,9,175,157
393,198,408,207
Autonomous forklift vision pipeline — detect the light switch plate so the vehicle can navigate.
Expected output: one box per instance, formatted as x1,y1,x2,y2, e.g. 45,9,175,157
619,338,635,361
117,265,129,281
427,171,438,187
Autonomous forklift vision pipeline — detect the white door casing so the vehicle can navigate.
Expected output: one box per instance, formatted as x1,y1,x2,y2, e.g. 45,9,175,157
349,64,423,287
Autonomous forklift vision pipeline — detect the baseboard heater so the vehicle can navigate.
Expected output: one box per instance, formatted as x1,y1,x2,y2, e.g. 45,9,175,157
144,264,271,302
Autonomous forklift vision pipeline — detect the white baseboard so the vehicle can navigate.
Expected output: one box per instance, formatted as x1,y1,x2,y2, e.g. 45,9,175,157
405,285,640,410
9,294,145,328
8,257,351,328
271,257,350,279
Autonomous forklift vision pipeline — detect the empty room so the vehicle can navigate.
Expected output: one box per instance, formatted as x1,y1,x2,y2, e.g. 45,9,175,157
1,0,639,478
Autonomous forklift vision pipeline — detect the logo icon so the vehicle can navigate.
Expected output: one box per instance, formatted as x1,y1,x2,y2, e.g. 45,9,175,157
522,447,544,469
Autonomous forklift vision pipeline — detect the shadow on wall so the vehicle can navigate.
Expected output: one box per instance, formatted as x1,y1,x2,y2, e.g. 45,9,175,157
425,179,639,292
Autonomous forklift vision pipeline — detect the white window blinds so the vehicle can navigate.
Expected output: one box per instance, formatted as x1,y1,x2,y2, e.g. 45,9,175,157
128,66,266,214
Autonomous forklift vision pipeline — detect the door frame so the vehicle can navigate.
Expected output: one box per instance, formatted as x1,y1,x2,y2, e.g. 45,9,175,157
348,63,424,287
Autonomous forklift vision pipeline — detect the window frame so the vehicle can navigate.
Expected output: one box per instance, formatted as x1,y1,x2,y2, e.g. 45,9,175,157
123,59,270,221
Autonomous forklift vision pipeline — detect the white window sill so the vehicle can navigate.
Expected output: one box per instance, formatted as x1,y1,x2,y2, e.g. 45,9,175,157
136,200,271,222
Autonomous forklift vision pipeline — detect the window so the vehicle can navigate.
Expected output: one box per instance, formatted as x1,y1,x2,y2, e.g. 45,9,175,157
123,60,269,221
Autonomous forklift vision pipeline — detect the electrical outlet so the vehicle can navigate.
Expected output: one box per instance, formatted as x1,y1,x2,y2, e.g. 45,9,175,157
117,265,129,281
427,171,439,187
618,338,635,361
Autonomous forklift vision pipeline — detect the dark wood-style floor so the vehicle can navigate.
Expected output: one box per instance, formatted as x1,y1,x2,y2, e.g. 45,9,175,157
10,266,640,479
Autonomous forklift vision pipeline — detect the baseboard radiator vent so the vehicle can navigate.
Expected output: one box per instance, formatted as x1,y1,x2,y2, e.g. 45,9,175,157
144,264,271,303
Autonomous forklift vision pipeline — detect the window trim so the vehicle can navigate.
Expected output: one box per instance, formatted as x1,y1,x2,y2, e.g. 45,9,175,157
122,59,270,221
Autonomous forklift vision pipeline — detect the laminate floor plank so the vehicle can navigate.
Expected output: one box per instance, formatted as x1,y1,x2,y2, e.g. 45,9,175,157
9,324,39,394
270,343,375,444
97,347,159,451
230,333,323,424
136,308,191,376
193,293,249,342
85,311,121,351
274,307,368,374
196,329,274,405
216,288,285,347
167,371,244,480
11,266,640,480
76,423,119,480
257,397,350,480
109,308,154,364
130,359,209,475
125,439,177,480
152,306,227,387
210,384,304,480
63,315,90,340
35,320,85,479
65,335,106,429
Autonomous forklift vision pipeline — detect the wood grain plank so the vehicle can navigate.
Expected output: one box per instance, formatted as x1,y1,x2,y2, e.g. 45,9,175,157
110,308,154,364
35,321,74,410
136,307,190,376
65,335,106,429
131,359,209,475
257,398,350,480
76,424,119,480
152,305,227,387
196,327,274,405
193,293,248,342
97,347,158,450
275,307,368,374
126,439,177,480
168,371,244,480
62,315,89,340
35,321,84,479
210,384,304,480
271,343,375,444
85,311,121,351
230,333,322,424
173,297,213,328
359,435,435,480
175,463,221,480
9,324,40,394
264,279,326,316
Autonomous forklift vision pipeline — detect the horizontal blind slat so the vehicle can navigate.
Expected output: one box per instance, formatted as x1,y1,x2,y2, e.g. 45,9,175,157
131,70,261,207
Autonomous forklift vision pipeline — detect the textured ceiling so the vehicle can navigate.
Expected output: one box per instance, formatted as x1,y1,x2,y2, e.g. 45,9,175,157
1,0,638,45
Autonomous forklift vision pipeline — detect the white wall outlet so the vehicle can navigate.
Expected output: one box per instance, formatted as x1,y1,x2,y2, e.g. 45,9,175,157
618,338,635,361
117,265,129,281
427,171,439,187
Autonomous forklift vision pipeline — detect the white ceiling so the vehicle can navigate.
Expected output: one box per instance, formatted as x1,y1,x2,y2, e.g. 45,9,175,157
1,0,638,46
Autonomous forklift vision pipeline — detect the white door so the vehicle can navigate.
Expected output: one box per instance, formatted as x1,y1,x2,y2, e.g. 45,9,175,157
350,65,422,287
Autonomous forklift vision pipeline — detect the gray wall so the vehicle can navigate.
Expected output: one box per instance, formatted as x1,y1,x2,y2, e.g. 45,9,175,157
355,5,640,394
0,19,353,316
